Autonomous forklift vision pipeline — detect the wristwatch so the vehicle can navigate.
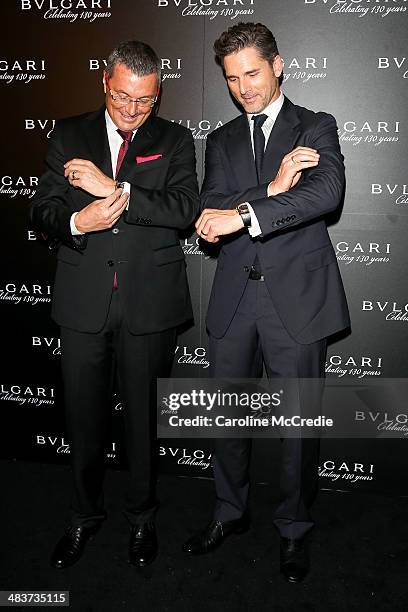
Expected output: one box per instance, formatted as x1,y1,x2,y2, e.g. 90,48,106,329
236,203,252,228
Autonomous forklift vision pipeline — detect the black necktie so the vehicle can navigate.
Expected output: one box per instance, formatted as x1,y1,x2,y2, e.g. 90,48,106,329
252,114,268,184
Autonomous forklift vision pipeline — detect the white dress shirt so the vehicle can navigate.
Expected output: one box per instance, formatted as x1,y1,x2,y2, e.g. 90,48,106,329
244,92,285,237
70,110,134,235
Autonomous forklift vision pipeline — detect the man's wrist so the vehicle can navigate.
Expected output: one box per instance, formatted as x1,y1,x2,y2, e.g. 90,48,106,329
267,180,280,197
107,179,119,195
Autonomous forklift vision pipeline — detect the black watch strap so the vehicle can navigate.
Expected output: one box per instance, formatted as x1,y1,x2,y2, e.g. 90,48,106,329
237,203,252,228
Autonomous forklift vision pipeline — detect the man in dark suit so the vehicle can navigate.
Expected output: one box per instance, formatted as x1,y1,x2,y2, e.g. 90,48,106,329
182,23,349,582
30,40,199,568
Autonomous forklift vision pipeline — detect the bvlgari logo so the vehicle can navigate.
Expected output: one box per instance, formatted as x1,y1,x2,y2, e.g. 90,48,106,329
89,57,183,81
362,300,408,322
0,283,51,306
0,176,38,199
171,119,223,140
378,57,408,79
35,435,118,458
36,435,70,454
282,57,328,84
371,183,408,205
325,354,383,378
0,59,46,85
161,58,182,81
319,460,375,484
156,0,255,20
159,446,211,470
25,119,55,139
304,0,407,19
338,121,400,147
1,384,55,406
32,336,61,356
20,0,113,22
355,410,408,436
335,240,391,266
175,345,209,369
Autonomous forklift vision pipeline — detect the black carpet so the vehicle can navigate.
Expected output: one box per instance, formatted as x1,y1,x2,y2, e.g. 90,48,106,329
1,459,407,612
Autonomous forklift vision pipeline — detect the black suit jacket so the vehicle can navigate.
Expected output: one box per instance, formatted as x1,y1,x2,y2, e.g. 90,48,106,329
202,96,350,344
30,107,200,334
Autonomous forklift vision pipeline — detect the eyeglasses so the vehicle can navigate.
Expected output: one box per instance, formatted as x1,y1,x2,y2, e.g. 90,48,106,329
105,76,157,109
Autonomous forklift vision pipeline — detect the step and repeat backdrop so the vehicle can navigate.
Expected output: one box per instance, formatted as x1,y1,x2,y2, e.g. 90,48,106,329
1,0,407,496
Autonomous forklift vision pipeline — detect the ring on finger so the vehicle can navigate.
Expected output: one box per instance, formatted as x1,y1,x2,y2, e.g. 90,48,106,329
291,155,296,165
71,169,78,180
201,231,208,236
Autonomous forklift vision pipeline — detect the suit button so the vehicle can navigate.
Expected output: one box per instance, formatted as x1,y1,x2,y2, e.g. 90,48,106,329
107,260,114,267
112,228,119,235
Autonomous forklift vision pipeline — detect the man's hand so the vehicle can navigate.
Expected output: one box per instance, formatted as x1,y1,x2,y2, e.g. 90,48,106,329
75,188,129,233
267,146,320,197
64,158,116,197
195,208,244,243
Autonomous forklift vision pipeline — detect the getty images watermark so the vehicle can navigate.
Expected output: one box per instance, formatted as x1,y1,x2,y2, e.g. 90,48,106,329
157,378,408,439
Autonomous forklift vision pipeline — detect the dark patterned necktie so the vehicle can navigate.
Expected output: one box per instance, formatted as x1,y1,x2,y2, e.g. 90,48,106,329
115,129,133,177
252,114,268,183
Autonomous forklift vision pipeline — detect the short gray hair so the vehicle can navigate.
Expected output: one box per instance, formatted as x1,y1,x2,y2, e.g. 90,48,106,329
106,40,161,85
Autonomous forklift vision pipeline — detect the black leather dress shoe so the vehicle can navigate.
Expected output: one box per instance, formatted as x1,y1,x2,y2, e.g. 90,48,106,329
128,522,158,567
50,524,100,569
280,537,309,583
182,515,249,555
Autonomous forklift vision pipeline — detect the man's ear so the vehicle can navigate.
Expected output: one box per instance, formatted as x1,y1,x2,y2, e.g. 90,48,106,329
273,55,284,78
102,72,107,94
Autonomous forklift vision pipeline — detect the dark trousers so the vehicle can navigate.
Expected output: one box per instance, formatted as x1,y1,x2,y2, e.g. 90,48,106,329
209,279,327,538
60,290,176,528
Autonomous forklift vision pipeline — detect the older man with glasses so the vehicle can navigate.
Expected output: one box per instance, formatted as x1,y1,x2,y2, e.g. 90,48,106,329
30,40,199,569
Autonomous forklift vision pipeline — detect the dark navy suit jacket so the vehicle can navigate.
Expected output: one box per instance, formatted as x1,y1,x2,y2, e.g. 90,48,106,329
202,96,350,343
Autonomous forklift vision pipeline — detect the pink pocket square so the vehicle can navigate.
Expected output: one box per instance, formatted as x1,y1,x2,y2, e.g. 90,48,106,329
136,154,163,164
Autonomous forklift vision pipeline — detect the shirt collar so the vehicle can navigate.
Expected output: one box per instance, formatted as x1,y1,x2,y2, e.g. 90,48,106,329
105,109,137,137
247,91,285,126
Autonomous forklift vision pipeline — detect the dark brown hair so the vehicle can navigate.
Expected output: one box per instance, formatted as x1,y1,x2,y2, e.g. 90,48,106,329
214,22,279,66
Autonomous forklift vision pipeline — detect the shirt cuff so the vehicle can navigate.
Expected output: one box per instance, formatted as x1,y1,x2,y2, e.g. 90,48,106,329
122,181,131,210
70,212,84,235
247,203,262,237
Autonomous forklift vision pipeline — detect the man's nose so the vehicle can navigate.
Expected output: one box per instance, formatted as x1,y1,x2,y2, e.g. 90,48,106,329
239,78,249,95
126,99,138,114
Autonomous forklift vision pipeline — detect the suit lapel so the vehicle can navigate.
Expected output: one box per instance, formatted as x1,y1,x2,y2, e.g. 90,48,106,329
262,96,301,181
82,106,113,178
226,115,258,188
